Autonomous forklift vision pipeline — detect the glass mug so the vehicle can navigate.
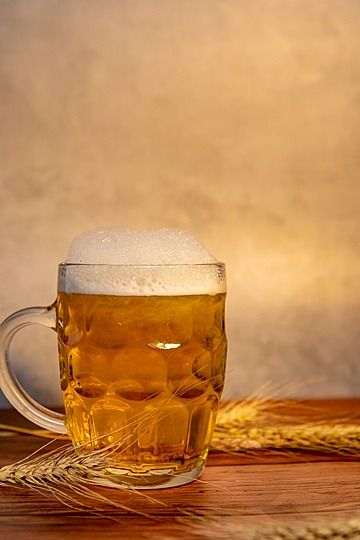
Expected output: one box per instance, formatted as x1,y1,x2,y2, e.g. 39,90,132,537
0,262,227,488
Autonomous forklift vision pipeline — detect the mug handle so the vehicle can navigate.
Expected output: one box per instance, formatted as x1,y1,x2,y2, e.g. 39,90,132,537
0,304,67,434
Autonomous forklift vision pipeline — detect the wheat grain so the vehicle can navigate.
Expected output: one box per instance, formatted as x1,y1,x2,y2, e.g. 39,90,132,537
212,422,360,453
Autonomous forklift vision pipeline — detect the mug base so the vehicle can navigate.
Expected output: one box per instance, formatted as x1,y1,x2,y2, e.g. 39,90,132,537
103,455,207,489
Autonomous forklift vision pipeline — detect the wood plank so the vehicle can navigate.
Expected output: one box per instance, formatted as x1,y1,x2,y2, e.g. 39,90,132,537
0,400,360,539
0,461,359,539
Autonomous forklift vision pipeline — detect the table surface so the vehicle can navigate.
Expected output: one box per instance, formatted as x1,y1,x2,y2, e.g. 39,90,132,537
1,399,360,539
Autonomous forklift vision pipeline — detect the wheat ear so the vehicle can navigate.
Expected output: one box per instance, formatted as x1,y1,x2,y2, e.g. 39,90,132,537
213,400,360,455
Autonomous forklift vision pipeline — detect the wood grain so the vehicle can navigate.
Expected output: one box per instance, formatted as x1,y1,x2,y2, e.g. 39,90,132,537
1,400,360,539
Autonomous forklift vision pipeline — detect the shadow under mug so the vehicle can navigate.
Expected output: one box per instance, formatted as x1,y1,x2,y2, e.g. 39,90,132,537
0,262,227,488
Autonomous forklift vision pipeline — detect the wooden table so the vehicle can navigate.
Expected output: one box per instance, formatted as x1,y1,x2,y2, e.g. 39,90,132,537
1,400,360,539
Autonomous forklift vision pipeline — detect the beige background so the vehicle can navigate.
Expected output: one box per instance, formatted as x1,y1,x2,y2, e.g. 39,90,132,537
1,0,360,408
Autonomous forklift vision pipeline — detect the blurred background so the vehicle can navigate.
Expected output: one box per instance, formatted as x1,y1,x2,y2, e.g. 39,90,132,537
1,0,360,407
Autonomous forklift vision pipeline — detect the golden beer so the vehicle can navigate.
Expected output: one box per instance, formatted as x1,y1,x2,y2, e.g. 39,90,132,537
57,291,226,484
0,229,226,488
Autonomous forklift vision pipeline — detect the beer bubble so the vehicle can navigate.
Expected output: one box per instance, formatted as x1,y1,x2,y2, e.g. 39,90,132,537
59,229,225,296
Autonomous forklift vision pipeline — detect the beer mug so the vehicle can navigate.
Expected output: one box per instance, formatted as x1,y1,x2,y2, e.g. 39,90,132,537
0,230,227,488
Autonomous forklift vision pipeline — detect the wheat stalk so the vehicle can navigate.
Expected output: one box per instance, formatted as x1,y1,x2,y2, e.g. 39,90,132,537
212,400,360,455
0,440,164,515
213,422,360,453
154,516,360,540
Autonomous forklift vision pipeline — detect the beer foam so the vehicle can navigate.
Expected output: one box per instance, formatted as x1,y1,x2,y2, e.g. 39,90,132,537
59,229,226,296
66,229,217,265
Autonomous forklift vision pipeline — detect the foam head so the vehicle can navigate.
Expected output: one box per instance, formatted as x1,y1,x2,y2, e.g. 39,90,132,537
59,228,225,296
66,228,217,265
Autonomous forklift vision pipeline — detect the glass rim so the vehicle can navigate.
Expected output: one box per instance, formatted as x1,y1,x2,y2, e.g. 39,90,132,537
58,261,225,269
